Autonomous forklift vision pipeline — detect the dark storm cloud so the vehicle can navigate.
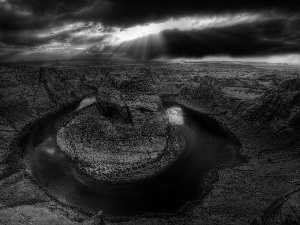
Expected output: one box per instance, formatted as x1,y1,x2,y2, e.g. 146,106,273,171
0,22,109,48
96,0,300,27
108,16,300,59
0,0,300,61
0,31,68,47
1,0,300,31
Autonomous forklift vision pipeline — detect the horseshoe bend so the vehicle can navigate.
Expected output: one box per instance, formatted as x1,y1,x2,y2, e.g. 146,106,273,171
56,88,186,183
0,62,300,225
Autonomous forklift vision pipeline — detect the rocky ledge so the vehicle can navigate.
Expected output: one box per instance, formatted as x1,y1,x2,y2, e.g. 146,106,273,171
57,84,185,183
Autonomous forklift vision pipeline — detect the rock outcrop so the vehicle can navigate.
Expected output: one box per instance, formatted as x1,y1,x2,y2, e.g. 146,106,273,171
57,85,185,183
260,187,300,225
240,78,300,133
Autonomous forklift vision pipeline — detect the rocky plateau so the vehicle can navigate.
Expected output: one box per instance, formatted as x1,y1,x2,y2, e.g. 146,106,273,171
0,61,300,224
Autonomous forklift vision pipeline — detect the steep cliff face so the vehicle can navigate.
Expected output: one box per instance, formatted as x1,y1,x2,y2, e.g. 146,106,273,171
96,84,129,121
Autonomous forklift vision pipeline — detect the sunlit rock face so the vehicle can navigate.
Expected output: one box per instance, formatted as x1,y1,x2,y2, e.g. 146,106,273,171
76,96,96,111
166,107,184,125
57,86,185,183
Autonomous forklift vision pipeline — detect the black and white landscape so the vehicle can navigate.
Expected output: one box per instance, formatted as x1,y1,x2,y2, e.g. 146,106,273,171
0,1,300,224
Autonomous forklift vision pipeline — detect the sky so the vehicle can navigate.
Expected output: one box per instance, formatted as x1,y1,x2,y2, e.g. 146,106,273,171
0,0,299,63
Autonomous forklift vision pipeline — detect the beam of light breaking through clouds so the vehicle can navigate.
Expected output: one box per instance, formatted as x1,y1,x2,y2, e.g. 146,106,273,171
99,11,300,62
33,12,262,49
0,0,299,62
113,13,261,43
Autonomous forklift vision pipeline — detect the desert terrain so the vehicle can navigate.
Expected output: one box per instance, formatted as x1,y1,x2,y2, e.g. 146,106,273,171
0,60,299,224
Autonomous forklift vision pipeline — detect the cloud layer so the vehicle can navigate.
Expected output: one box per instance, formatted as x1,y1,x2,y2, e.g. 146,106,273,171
0,0,299,61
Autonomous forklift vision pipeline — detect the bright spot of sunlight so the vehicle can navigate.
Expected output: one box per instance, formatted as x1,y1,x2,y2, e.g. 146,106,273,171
166,107,184,125
76,96,96,111
46,148,55,155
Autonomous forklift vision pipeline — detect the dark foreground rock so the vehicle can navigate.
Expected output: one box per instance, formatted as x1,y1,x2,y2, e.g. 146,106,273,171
258,187,300,225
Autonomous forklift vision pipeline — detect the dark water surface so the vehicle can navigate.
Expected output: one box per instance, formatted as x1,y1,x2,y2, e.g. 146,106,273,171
24,97,237,216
